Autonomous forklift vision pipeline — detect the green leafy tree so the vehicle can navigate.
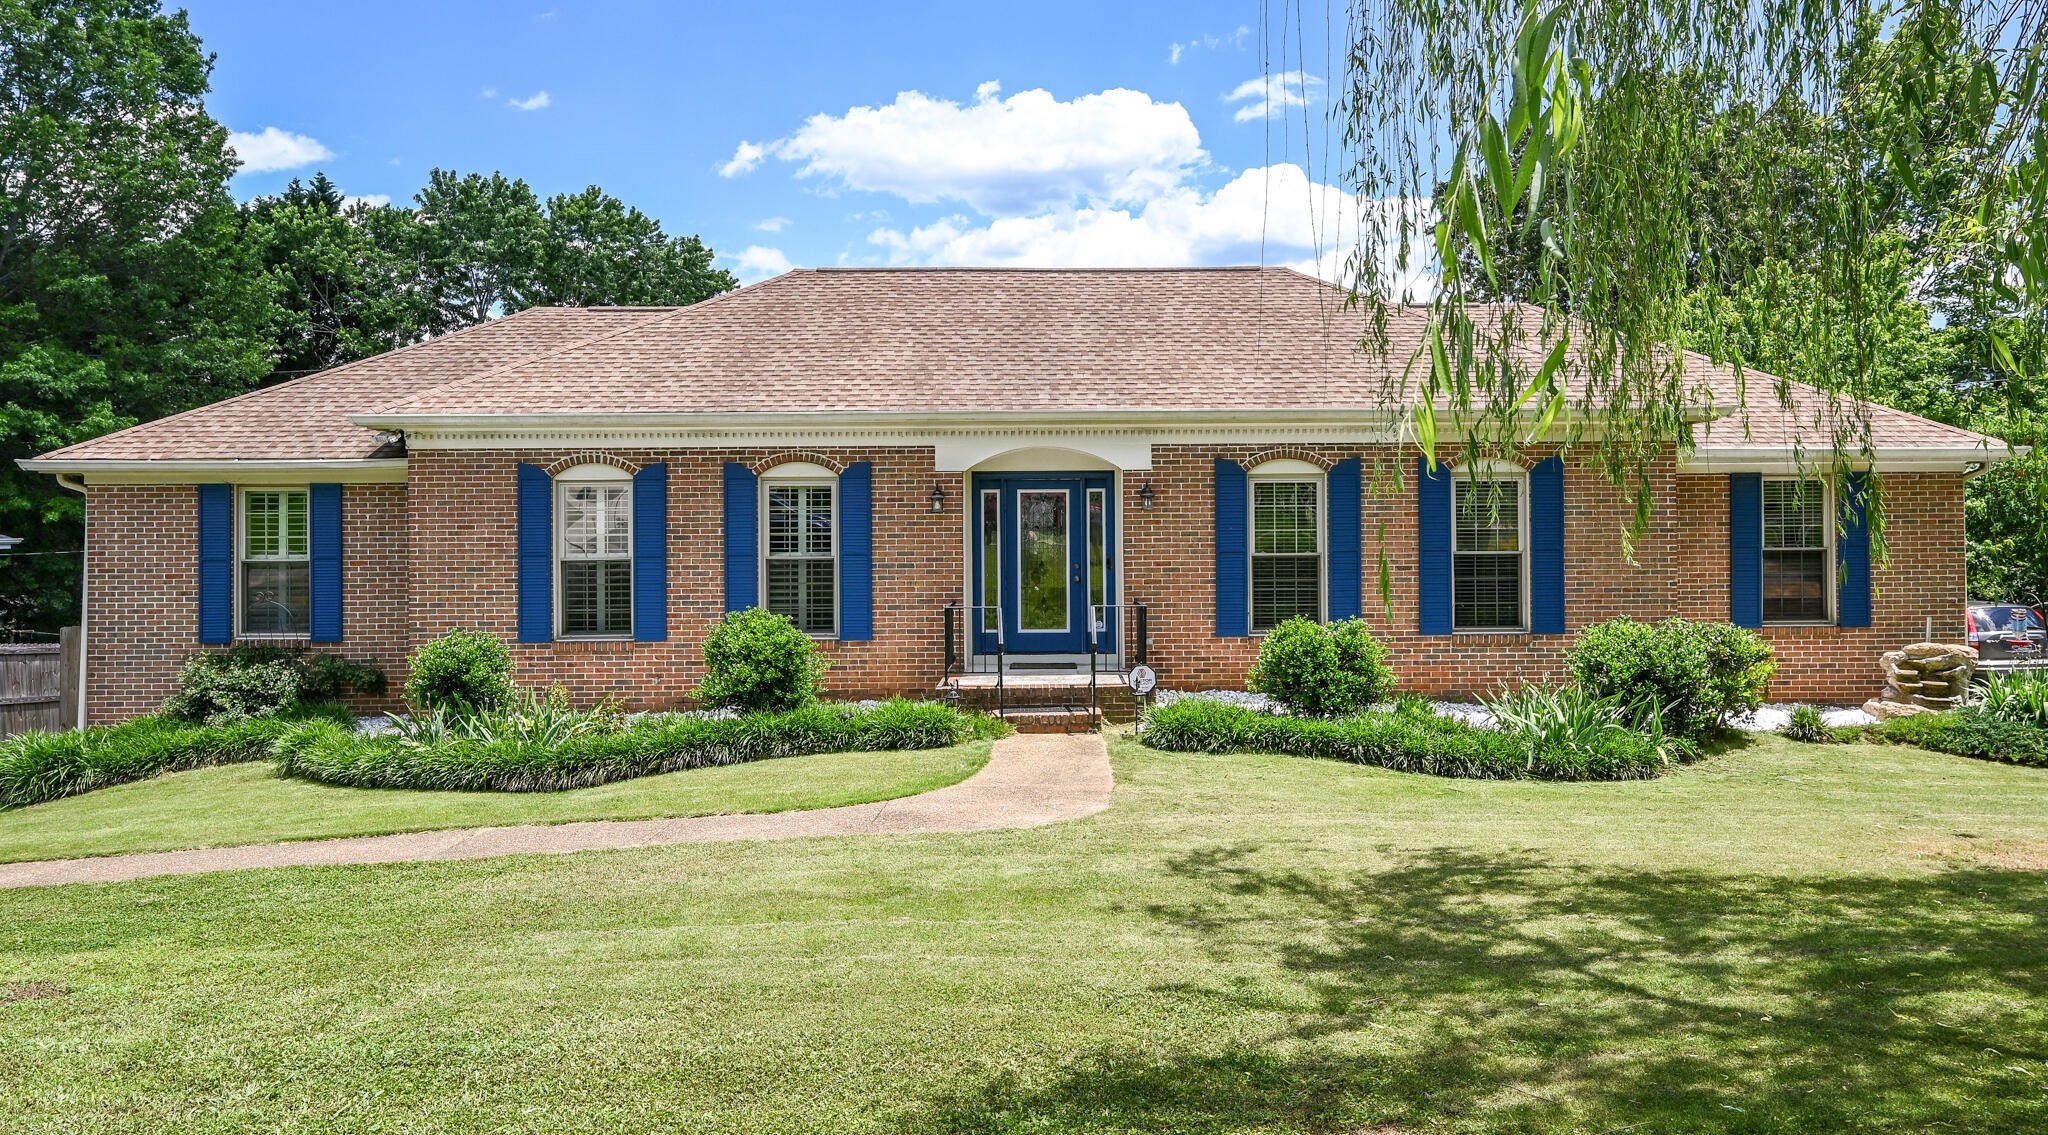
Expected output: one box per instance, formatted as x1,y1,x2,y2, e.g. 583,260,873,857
537,185,734,307
1338,0,2045,573
0,0,275,632
240,173,432,379
412,169,549,332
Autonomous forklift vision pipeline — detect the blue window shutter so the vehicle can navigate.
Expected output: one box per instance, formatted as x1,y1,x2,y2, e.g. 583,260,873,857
197,483,233,644
1729,473,1764,629
516,463,553,643
722,462,759,613
1837,471,1872,628
1326,458,1363,621
632,463,669,642
308,483,344,643
1529,456,1565,634
1417,458,1452,635
1214,459,1248,637
839,461,874,641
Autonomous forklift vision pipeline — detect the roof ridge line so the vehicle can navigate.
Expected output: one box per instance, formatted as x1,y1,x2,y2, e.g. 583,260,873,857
369,274,808,416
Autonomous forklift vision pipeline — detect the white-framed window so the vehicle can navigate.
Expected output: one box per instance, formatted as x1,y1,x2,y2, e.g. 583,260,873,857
761,465,838,638
1763,477,1832,624
556,466,633,639
1250,473,1323,633
238,487,310,637
1452,472,1527,632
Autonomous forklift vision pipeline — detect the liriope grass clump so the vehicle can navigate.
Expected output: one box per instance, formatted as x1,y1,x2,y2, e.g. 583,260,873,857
277,698,1005,793
0,705,350,809
1140,694,1684,782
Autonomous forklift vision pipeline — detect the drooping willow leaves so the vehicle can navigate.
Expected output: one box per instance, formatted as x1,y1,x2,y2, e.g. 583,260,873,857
1337,0,2046,565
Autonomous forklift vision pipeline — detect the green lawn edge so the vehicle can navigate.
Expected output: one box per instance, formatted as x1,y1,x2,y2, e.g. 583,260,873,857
0,740,992,864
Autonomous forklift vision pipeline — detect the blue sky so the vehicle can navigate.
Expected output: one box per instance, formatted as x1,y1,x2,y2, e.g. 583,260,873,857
186,0,1385,284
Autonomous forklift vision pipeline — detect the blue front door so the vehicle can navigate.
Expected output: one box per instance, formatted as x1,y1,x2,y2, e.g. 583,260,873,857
973,473,1115,655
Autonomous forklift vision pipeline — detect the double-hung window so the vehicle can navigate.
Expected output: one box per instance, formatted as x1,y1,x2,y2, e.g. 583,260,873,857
240,489,310,636
1250,478,1322,632
1762,478,1830,624
1453,476,1525,631
765,482,837,636
558,479,632,637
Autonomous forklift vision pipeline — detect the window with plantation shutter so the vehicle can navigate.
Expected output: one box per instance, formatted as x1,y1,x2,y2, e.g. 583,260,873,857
1250,479,1322,632
765,483,837,636
558,482,632,637
240,488,311,636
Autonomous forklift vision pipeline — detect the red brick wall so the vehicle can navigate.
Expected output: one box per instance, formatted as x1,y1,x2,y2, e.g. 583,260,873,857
405,447,967,708
1122,444,1966,704
81,483,410,723
79,447,1968,721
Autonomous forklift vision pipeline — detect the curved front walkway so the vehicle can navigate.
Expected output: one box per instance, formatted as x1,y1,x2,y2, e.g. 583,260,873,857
0,732,1113,890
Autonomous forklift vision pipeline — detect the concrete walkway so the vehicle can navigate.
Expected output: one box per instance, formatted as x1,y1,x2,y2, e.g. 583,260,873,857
0,732,1113,890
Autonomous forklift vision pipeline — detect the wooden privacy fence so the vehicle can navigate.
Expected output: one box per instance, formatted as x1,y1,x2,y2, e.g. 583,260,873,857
0,628,80,739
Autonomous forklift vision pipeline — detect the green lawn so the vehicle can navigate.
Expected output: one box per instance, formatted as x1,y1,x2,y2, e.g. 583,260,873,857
4,732,2047,1134
0,741,992,863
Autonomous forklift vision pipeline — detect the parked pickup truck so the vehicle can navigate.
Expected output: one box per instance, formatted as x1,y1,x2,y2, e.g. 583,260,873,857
1967,603,2047,674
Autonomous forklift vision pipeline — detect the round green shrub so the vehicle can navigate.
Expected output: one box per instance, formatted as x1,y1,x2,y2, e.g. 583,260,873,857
162,654,304,725
1566,617,1776,737
1246,616,1395,718
698,608,830,714
405,628,516,715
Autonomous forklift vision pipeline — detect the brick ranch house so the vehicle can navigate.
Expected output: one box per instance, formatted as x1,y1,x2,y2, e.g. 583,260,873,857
20,267,2017,724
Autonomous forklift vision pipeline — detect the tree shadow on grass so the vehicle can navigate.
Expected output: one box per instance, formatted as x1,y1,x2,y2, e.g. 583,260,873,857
912,847,2048,1134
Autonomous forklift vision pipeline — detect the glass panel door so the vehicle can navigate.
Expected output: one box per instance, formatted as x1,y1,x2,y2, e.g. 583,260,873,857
1015,489,1070,632
971,473,1114,656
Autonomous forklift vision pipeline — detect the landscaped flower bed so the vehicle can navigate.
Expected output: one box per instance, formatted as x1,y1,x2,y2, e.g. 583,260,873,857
0,705,350,809
278,698,1006,792
1141,695,1687,781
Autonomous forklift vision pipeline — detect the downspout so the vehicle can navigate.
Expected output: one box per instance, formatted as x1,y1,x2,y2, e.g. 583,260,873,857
53,474,86,730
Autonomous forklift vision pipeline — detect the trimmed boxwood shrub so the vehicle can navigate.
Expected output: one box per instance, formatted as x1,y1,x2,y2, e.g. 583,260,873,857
1247,617,1396,718
1867,709,2048,766
405,628,516,715
699,609,829,714
0,705,351,809
277,700,1005,792
163,646,385,725
1140,696,1681,781
1566,617,1776,737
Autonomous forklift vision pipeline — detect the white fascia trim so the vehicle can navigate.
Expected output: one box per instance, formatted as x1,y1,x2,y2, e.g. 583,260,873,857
1678,444,2021,474
16,458,408,485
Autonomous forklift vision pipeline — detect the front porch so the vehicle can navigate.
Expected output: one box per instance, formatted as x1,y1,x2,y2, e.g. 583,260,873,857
939,602,1152,730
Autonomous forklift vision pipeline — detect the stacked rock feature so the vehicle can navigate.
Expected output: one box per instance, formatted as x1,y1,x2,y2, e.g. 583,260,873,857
1864,643,1978,719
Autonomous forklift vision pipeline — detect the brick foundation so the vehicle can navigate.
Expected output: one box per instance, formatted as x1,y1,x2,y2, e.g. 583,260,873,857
79,445,1967,722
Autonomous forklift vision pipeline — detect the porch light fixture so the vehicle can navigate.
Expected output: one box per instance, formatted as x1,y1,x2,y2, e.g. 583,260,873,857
1137,481,1156,510
929,482,947,513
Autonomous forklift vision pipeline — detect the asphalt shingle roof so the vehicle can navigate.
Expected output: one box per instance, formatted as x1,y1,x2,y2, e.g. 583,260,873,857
32,267,2005,462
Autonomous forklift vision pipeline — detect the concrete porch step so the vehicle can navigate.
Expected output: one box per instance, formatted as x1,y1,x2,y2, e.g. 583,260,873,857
998,707,1103,734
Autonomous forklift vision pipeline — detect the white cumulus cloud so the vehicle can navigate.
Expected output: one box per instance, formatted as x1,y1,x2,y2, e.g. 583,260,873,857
754,216,791,232
721,140,766,178
738,83,1206,217
867,163,1434,297
1225,70,1324,123
227,127,334,173
728,245,797,283
509,91,551,111
343,193,392,210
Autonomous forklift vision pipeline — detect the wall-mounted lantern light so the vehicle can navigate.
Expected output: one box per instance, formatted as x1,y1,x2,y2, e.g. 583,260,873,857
929,483,948,513
1137,481,1157,511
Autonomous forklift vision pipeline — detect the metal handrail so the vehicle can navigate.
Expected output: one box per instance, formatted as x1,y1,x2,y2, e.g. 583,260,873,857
1087,602,1150,720
942,604,1005,717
